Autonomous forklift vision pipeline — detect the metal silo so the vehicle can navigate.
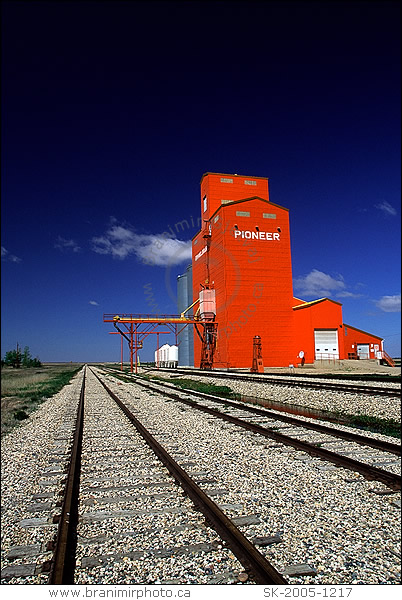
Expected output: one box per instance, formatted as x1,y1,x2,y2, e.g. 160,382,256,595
186,264,194,365
177,264,194,366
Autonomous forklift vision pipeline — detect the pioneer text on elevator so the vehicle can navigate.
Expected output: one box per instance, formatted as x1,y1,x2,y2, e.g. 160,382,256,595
234,230,280,240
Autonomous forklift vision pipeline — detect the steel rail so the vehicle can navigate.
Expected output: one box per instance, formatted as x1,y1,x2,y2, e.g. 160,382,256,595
120,375,401,491
90,369,288,584
153,367,401,398
48,367,86,584
138,365,400,384
129,376,401,456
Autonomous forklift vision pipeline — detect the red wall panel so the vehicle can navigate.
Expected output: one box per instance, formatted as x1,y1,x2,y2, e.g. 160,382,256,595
343,324,383,359
193,178,295,367
200,173,269,223
293,300,344,363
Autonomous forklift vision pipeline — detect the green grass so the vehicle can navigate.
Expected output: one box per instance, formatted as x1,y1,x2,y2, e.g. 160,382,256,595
17,368,82,402
1,364,83,436
344,414,400,438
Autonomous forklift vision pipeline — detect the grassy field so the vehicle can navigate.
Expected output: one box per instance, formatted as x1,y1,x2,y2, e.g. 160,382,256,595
1,363,83,436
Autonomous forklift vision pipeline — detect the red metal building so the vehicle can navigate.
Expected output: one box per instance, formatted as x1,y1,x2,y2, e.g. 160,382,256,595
191,172,389,368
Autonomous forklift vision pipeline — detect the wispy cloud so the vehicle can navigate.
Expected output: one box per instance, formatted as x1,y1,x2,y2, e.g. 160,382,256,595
1,246,22,263
374,201,397,216
336,291,363,299
92,221,192,267
89,300,99,306
293,269,346,298
375,294,401,313
55,236,81,253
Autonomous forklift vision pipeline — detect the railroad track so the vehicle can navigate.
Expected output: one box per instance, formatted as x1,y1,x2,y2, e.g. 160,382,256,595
49,366,288,584
2,366,400,585
148,367,401,398
104,370,401,491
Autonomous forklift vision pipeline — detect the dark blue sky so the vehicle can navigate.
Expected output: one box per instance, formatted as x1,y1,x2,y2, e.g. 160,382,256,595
2,0,401,362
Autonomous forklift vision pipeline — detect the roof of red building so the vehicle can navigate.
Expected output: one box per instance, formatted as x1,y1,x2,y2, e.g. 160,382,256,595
292,297,343,310
208,196,289,220
200,172,268,183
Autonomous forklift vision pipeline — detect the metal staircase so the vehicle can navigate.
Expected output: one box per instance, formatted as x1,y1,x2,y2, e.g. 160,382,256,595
381,351,396,367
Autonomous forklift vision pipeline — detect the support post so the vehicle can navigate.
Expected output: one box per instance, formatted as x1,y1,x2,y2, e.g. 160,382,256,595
130,324,134,373
121,334,123,371
250,336,264,373
135,324,138,374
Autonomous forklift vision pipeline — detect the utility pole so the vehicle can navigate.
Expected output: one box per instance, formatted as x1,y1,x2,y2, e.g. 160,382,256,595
15,342,21,369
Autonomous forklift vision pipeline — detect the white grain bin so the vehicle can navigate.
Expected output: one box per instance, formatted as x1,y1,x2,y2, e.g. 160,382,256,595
168,345,179,367
161,344,169,366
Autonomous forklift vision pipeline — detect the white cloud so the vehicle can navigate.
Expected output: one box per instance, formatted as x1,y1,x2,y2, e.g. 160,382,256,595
375,201,397,216
1,246,22,263
55,236,81,253
92,222,192,267
89,300,99,306
293,269,346,298
336,291,363,299
375,294,401,313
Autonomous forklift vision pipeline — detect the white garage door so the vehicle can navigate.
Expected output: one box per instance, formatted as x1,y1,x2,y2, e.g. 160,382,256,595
314,330,339,360
357,344,369,359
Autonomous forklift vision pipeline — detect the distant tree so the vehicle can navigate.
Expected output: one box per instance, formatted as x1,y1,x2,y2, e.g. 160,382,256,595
3,349,21,368
22,346,32,367
3,345,41,368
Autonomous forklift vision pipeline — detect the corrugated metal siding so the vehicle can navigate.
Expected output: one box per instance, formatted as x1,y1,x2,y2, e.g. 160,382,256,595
293,300,344,363
193,186,294,367
177,264,194,366
343,324,383,359
200,173,269,223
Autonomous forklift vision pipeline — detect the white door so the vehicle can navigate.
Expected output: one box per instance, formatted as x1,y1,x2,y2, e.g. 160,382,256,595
357,344,369,359
314,330,339,360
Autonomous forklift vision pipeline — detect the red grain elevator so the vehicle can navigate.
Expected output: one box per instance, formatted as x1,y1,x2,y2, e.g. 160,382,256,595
192,172,295,368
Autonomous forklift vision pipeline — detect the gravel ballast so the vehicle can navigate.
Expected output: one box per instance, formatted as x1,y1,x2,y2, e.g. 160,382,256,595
1,366,400,585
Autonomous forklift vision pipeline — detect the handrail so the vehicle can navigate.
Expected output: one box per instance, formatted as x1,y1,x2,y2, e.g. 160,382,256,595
315,353,340,364
382,351,396,368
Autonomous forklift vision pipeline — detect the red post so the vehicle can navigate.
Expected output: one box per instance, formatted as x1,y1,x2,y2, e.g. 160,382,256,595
130,324,134,373
135,324,138,374
121,334,123,371
250,336,264,373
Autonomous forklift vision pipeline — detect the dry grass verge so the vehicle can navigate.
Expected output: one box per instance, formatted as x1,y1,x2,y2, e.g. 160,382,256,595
1,363,83,436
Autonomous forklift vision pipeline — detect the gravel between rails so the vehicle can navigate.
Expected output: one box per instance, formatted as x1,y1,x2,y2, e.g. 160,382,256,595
132,376,401,476
75,368,247,585
143,370,401,422
100,369,401,585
